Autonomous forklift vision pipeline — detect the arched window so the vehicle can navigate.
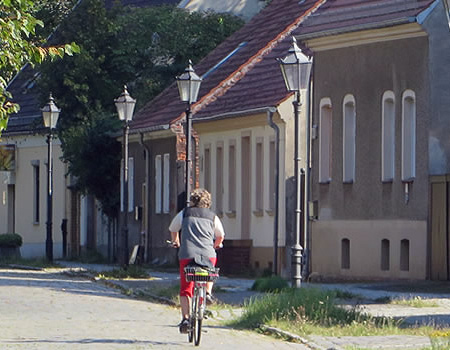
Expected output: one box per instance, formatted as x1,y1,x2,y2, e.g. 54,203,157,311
402,90,416,182
381,91,395,182
319,98,332,183
343,95,356,183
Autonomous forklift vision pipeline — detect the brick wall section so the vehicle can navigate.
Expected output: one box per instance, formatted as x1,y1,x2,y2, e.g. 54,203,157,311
217,239,252,275
172,120,200,189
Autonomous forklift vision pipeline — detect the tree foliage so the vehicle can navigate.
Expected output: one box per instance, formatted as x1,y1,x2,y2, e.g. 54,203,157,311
0,0,79,132
37,0,244,218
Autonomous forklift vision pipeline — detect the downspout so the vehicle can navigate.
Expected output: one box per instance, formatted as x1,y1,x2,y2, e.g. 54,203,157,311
302,71,313,280
267,107,280,275
139,133,151,262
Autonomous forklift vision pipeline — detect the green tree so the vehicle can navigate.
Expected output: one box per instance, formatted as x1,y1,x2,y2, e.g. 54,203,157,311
37,0,244,218
0,0,79,132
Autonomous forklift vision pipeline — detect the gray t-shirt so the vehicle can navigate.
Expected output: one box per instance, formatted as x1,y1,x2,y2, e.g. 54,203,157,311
169,207,221,260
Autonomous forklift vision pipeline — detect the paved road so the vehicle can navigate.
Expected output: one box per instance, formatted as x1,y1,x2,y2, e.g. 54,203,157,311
0,268,310,349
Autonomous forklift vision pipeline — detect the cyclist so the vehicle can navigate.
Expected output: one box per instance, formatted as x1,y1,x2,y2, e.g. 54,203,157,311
169,188,225,334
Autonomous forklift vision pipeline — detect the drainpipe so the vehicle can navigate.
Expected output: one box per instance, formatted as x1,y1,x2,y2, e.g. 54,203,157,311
139,133,151,262
302,76,313,280
267,107,279,275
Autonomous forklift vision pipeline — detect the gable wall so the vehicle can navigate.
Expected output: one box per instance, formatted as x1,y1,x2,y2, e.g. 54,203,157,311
309,35,430,279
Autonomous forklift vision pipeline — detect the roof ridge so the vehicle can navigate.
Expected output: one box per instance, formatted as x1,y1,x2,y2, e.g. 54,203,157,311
171,0,328,125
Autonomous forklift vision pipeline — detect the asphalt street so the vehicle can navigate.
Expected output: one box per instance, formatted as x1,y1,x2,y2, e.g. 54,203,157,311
0,268,310,349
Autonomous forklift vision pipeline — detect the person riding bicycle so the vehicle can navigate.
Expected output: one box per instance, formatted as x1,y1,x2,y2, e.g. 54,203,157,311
169,188,225,334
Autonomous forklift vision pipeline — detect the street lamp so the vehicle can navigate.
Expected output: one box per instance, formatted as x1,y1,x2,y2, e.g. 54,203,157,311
176,60,202,207
278,36,313,287
41,94,61,262
115,86,136,267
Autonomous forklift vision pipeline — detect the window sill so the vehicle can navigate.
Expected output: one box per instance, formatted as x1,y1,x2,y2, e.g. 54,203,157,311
265,209,275,216
216,211,224,218
253,210,264,217
33,221,39,226
225,211,236,218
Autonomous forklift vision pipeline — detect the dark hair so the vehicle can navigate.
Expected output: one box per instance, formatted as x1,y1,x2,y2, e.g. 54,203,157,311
190,188,212,208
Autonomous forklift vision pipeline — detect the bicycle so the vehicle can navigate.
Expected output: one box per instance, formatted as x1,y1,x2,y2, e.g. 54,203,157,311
184,264,220,346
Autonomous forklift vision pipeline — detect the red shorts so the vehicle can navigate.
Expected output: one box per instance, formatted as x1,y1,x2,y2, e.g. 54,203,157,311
179,258,217,298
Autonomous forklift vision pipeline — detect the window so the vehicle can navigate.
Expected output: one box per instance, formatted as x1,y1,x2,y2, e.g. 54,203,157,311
381,239,390,271
31,160,40,223
319,98,332,183
255,138,263,212
155,155,162,213
120,157,134,212
402,90,416,182
341,238,350,269
216,143,224,214
163,154,170,213
268,139,276,211
204,146,211,192
228,141,236,213
343,95,356,183
400,239,410,271
382,91,395,182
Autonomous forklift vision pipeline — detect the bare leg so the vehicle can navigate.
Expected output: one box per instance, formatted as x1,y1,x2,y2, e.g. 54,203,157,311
206,282,213,295
180,296,190,319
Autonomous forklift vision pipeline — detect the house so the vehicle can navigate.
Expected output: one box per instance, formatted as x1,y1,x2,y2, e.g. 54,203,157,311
295,0,450,280
0,67,70,258
127,0,326,274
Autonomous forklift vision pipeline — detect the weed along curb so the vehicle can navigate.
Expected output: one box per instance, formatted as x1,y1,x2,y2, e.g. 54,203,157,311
259,325,321,348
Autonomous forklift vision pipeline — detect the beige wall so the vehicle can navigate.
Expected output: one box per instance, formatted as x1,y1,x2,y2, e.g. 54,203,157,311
0,135,68,258
311,220,427,279
180,0,264,22
197,113,287,248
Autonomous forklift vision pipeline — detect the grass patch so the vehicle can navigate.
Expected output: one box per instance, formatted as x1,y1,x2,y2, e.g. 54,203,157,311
229,287,444,337
96,265,150,279
0,257,57,268
251,275,289,292
389,296,439,308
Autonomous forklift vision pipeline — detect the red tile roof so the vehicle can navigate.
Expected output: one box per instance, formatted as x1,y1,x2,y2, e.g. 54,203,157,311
131,0,435,131
296,0,436,39
130,0,326,131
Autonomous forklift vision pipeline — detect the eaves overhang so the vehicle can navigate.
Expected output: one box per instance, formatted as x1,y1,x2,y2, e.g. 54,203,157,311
300,21,427,52
193,106,278,124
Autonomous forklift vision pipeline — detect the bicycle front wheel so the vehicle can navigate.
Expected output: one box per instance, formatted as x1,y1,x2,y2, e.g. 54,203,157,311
193,318,202,346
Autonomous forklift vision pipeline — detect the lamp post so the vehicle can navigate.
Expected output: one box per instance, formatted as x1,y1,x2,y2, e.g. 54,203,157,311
278,37,313,287
41,94,61,262
115,86,136,267
176,60,202,207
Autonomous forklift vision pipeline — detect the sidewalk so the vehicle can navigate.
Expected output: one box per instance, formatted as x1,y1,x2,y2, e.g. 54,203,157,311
56,261,450,350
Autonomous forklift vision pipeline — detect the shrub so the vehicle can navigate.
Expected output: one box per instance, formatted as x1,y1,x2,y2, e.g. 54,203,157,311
0,233,23,248
251,275,289,292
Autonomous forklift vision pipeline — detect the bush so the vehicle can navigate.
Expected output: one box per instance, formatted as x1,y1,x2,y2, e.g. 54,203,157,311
0,233,23,248
251,275,289,292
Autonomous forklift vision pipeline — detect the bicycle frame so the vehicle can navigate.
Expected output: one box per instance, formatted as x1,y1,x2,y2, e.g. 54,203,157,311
184,265,219,346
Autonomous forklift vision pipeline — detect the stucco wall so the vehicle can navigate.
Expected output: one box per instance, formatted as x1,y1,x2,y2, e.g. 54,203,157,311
198,115,287,248
0,135,67,258
422,1,450,175
311,36,429,221
309,35,430,279
181,0,264,22
311,220,427,279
